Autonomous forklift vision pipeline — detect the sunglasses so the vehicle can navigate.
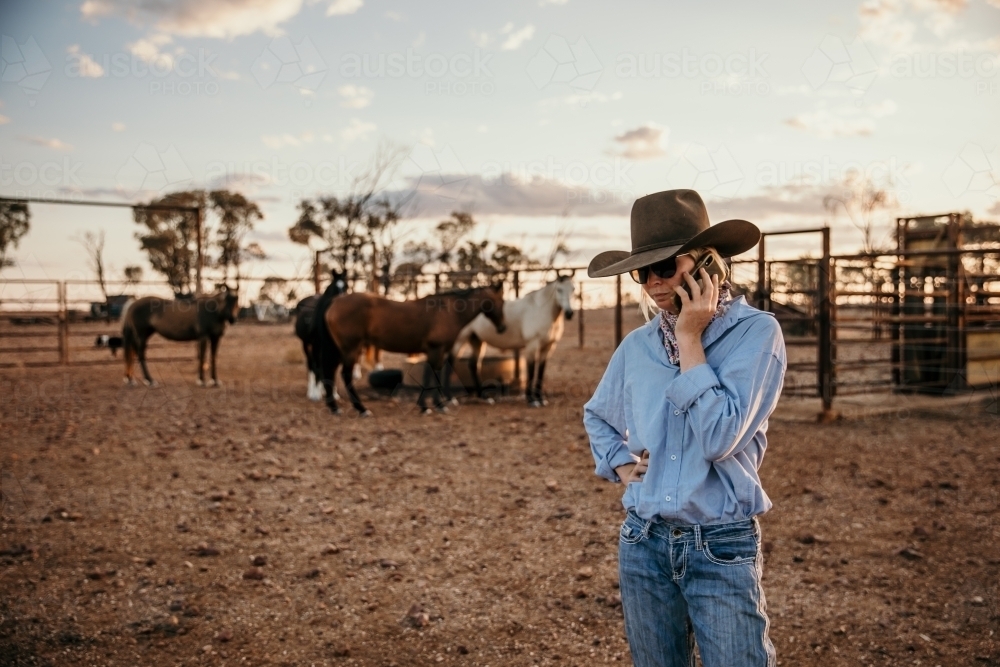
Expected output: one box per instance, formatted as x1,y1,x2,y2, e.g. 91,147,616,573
629,255,688,284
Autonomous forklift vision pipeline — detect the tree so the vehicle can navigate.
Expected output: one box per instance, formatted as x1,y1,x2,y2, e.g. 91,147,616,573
0,200,30,271
133,190,205,296
823,174,897,254
210,190,263,288
76,230,108,302
123,265,143,290
288,141,410,292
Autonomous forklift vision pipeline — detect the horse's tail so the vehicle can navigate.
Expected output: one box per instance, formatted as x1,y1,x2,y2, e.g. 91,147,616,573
120,299,136,379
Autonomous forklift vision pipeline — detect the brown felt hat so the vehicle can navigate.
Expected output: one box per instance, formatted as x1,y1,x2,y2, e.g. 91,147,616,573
587,189,760,278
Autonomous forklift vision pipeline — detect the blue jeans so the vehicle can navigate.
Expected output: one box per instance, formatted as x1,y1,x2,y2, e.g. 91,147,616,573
618,511,776,667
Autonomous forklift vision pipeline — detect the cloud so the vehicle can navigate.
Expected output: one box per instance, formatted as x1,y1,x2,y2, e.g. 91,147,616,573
501,23,535,51
112,121,126,131
326,0,363,16
0,115,9,125
784,111,875,138
393,173,632,218
341,118,376,142
384,10,403,21
261,131,315,149
337,84,373,109
66,45,105,77
610,123,668,160
784,101,896,138
80,0,304,39
127,34,174,70
20,136,73,150
470,30,491,48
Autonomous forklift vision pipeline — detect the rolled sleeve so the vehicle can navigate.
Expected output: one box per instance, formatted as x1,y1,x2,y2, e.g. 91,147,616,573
595,443,639,482
663,362,721,411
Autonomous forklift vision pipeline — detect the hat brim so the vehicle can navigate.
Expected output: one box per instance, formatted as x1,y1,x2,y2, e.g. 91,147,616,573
587,219,760,278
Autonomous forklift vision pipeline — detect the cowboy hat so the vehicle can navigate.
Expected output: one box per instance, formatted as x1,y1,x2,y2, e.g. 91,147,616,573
587,189,760,278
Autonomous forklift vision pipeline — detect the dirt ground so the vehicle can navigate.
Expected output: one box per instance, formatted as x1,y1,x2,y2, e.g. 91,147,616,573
1,307,999,666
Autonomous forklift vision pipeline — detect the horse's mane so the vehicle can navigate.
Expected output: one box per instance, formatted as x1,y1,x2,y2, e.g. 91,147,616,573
432,284,497,298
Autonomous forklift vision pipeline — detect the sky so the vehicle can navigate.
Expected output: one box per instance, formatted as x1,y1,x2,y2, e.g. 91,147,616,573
1,0,999,302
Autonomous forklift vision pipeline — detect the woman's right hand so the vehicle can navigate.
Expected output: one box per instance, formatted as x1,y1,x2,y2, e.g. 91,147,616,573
615,450,649,484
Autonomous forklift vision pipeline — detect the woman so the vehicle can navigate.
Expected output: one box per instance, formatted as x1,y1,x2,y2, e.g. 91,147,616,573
584,189,785,667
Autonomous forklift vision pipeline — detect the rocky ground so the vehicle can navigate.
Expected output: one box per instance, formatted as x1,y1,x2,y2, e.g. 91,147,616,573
1,309,998,666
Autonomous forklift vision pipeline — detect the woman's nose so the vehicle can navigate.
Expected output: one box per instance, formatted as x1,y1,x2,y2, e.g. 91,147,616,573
646,272,663,287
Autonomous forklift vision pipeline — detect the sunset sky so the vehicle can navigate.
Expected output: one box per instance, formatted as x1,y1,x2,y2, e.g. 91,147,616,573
1,0,998,299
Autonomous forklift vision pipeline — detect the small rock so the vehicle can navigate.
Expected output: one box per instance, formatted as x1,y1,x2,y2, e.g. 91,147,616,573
242,568,265,581
254,526,269,536
970,596,985,606
912,526,929,538
574,589,587,599
605,593,622,608
545,479,560,492
209,493,225,502
380,559,399,569
251,555,267,567
796,534,816,545
168,600,184,612
321,544,341,555
457,645,469,654
86,570,103,580
405,603,430,628
202,644,212,653
304,568,321,579
576,566,594,580
896,546,923,561
192,543,220,557
145,558,156,567
215,630,233,642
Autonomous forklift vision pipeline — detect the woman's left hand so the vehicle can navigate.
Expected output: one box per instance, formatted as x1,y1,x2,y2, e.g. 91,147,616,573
674,268,719,341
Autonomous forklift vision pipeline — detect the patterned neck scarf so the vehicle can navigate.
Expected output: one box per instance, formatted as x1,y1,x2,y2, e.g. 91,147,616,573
658,281,733,365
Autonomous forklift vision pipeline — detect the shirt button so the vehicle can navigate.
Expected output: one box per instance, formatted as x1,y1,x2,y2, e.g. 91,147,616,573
674,409,680,415
670,455,677,461
665,495,671,501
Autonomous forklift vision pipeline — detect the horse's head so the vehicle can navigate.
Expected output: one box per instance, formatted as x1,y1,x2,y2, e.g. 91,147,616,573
553,272,576,321
222,288,240,324
331,270,348,295
480,281,507,334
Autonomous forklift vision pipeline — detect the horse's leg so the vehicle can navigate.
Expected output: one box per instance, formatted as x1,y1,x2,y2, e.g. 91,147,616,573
321,341,341,414
123,330,136,385
441,350,459,406
341,352,370,416
137,334,155,386
427,347,449,412
210,336,220,387
196,338,207,386
465,334,485,401
417,359,433,414
535,344,553,406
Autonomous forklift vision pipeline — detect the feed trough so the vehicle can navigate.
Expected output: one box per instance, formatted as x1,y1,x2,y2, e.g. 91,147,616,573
401,354,525,395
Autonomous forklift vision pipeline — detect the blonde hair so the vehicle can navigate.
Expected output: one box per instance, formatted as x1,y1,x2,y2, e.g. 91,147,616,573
637,247,729,322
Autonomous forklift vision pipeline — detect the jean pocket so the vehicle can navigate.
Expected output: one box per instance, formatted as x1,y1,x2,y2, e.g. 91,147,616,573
619,517,647,545
702,535,758,566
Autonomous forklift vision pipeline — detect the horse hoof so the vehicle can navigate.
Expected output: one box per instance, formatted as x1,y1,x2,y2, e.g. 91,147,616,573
421,408,434,416
436,406,449,415
143,380,158,388
485,397,496,405
449,398,459,407
529,400,542,408
360,410,373,418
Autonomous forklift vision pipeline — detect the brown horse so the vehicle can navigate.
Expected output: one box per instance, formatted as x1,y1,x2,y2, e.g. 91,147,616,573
323,283,506,415
122,289,240,387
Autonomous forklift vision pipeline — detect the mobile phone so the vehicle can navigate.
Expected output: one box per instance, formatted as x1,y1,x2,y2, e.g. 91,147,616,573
673,249,726,311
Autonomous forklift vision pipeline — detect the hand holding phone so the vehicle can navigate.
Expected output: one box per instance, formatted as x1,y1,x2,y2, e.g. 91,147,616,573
672,249,726,311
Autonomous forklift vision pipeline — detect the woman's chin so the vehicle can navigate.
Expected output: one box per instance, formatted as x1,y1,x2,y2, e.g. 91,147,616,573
652,297,676,313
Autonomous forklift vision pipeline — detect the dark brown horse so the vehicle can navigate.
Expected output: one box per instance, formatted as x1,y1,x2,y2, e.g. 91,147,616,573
122,288,240,387
294,270,348,400
323,283,506,415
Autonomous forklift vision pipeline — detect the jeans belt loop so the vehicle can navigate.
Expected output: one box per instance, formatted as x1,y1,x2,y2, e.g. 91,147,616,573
693,524,703,551
641,518,653,539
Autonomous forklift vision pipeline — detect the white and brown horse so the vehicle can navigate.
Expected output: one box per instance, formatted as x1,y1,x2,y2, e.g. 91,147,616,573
451,274,575,407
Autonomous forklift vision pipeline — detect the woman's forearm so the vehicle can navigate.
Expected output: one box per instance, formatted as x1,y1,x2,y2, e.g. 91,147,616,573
677,333,707,373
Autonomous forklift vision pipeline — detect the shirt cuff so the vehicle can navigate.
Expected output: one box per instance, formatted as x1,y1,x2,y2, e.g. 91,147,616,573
596,443,639,482
664,362,721,411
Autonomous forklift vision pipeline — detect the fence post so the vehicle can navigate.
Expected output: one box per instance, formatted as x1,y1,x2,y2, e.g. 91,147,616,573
757,235,767,311
195,206,204,296
946,213,963,392
58,281,69,365
513,271,521,389
313,250,322,294
577,285,585,349
615,274,623,349
817,227,836,422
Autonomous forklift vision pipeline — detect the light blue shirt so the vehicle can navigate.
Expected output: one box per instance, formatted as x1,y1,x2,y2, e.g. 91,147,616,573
584,296,786,525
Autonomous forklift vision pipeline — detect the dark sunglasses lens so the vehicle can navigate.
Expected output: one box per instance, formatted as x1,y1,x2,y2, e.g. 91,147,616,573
629,268,646,284
650,257,678,279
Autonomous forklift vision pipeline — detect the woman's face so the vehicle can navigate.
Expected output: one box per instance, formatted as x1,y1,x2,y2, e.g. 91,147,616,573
641,254,695,315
